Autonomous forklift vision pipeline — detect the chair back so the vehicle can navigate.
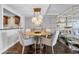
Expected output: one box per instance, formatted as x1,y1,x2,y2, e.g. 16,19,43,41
18,31,34,46
52,30,60,46
18,31,25,45
41,30,59,47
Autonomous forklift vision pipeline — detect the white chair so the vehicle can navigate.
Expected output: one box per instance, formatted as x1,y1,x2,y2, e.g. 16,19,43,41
46,28,51,33
18,31,34,54
26,28,31,32
41,30,60,53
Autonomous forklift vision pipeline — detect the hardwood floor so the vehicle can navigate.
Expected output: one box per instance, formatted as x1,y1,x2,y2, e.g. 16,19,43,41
3,40,74,54
3,43,52,54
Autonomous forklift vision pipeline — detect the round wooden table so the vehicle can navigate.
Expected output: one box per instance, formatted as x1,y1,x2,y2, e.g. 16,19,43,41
24,30,51,53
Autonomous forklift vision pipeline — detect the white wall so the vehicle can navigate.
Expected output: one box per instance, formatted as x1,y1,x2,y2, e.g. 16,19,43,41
0,5,2,29
3,8,16,16
0,5,3,52
0,5,25,53
43,15,57,32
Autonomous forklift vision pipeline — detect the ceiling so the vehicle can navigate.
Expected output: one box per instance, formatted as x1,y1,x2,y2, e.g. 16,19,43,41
6,4,49,16
5,4,79,17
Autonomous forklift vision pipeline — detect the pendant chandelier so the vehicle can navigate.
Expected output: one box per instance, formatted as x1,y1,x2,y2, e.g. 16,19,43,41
32,8,43,26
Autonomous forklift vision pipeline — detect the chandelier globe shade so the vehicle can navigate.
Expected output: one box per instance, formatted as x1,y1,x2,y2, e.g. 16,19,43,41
32,17,37,23
32,17,43,26
32,8,43,26
38,14,43,20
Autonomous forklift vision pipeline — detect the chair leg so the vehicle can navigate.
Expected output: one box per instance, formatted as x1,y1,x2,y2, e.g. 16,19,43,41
45,45,47,53
22,46,25,54
34,42,36,54
52,47,54,54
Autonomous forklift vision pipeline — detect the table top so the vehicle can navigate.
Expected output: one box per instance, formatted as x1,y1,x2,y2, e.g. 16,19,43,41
24,31,51,36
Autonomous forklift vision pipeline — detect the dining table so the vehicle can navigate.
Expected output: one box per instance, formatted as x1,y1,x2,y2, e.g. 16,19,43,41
24,30,51,53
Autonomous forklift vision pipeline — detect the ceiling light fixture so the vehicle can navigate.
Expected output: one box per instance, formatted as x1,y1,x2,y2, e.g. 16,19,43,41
32,8,43,26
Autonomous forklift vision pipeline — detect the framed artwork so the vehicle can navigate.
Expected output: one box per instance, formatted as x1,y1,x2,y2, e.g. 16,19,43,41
3,16,8,27
3,7,21,28
14,16,20,26
3,16,20,28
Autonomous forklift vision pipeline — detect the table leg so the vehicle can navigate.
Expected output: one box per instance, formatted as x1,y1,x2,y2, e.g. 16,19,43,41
40,38,42,54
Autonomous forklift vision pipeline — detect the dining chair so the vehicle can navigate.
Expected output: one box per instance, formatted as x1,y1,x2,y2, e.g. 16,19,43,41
18,31,34,54
26,28,37,53
41,30,60,53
